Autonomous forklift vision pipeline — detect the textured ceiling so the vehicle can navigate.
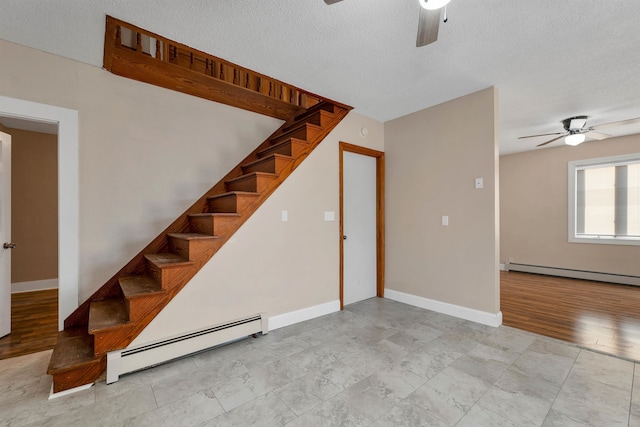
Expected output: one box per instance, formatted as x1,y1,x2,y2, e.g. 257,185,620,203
1,0,639,154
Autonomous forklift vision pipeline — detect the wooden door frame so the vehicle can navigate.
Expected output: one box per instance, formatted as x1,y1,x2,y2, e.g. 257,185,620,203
339,142,385,310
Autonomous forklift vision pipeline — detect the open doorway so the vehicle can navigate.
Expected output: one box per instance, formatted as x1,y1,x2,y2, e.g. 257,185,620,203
0,119,59,359
0,95,79,359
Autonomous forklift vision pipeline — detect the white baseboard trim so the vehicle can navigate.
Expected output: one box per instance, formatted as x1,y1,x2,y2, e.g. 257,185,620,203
508,263,640,286
499,263,506,271
49,382,93,400
12,279,58,293
269,300,341,331
385,289,502,327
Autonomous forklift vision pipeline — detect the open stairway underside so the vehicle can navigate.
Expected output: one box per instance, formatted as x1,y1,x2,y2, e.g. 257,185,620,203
47,17,351,393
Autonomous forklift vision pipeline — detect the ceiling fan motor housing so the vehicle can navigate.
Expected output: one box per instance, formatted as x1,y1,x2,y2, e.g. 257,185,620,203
563,116,588,131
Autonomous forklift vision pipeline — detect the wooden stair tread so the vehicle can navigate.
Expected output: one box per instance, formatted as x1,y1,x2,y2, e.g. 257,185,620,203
258,138,309,158
271,123,321,143
207,191,260,200
241,154,292,170
187,212,240,218
48,327,97,373
119,275,163,298
88,300,129,333
282,117,321,132
284,109,335,131
144,253,194,267
225,171,277,184
167,232,219,240
294,101,339,121
225,172,278,193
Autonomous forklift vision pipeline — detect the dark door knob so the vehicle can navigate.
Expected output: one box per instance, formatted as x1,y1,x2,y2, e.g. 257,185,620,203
3,242,16,249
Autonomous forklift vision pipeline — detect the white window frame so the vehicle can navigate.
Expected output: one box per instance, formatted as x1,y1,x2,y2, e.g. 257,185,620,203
568,152,640,246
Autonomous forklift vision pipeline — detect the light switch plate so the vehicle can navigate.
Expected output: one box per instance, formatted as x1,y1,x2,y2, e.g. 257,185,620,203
442,215,449,226
324,211,335,221
281,210,288,222
475,177,483,189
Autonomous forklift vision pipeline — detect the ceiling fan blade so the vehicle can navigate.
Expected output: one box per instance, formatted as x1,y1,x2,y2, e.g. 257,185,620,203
536,134,567,147
324,0,343,4
591,116,640,130
518,132,564,140
416,7,441,47
585,131,610,140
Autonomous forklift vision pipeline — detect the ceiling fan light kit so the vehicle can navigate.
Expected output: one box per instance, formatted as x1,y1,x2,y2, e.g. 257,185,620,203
419,0,451,10
565,133,586,146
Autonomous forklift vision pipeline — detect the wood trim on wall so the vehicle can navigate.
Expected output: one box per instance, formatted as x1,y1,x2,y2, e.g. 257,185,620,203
339,142,385,310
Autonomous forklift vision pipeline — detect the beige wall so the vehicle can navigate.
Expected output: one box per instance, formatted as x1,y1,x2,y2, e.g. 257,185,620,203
8,128,58,284
384,87,500,315
501,134,640,276
133,112,384,344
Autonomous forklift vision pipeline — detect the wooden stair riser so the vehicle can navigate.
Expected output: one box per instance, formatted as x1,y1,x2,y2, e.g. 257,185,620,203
225,172,277,193
284,110,334,131
124,293,165,322
88,301,128,331
207,193,259,213
147,263,198,290
47,326,107,391
241,155,292,175
168,235,219,262
92,327,132,355
258,138,310,159
295,101,338,120
88,300,130,356
119,276,165,322
187,214,240,236
270,123,321,145
51,358,106,393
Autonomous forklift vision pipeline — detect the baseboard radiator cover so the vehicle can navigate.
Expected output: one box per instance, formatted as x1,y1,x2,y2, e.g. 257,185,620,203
107,313,268,384
507,263,640,286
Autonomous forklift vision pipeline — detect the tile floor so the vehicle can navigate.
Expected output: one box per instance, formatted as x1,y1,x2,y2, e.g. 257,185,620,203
1,297,640,426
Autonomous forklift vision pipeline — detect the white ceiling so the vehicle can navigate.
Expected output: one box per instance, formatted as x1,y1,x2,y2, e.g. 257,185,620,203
1,0,639,155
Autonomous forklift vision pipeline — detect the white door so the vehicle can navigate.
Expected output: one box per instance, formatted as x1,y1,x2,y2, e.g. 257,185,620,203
343,151,377,305
0,131,12,338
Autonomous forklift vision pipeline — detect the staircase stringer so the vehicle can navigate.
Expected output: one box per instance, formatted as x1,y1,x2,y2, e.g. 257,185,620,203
64,104,351,330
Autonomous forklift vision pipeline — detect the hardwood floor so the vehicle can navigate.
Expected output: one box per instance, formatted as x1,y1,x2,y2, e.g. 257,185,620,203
501,270,640,361
0,289,58,360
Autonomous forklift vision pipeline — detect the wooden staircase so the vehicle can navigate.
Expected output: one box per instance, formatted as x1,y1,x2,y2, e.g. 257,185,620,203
47,101,350,393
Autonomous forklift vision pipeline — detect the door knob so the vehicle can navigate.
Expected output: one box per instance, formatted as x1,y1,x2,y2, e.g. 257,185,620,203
3,242,16,249
343,235,347,240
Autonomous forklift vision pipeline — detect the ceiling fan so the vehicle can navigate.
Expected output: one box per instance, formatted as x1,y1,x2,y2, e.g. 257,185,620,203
324,0,451,47
519,116,640,147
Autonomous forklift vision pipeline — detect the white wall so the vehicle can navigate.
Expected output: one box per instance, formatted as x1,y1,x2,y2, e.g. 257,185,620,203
0,39,280,302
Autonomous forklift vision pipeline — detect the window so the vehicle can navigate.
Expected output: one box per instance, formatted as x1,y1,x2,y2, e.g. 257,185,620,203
569,153,640,245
